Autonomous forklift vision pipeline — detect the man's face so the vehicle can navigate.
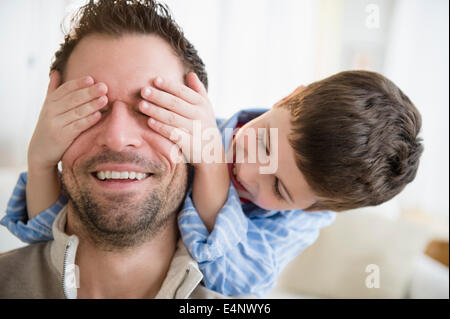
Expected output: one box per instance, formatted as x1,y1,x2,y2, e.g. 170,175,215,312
61,34,189,249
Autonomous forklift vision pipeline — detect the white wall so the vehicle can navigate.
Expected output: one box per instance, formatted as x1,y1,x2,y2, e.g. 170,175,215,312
383,0,449,220
0,0,69,252
163,0,321,118
0,0,68,167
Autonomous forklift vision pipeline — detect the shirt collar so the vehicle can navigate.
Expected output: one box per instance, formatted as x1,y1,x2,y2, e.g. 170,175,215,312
155,240,203,298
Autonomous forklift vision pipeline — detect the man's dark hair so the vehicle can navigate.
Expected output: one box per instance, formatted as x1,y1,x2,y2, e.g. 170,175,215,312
283,70,424,212
51,0,208,89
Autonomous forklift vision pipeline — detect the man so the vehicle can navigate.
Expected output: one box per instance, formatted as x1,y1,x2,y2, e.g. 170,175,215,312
0,0,224,298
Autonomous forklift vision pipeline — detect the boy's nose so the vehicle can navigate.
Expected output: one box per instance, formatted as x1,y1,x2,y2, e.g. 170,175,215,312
96,100,143,152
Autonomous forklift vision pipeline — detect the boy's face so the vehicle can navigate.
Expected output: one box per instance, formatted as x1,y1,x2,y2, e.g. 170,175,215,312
231,106,319,211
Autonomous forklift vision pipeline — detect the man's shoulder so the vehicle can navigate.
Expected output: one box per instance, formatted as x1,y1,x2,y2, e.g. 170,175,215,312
0,241,64,298
0,242,47,267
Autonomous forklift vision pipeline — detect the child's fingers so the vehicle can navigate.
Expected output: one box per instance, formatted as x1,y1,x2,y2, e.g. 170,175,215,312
63,111,102,137
57,82,108,115
50,75,94,102
152,76,203,105
140,101,193,133
59,95,108,127
147,117,191,154
186,72,208,98
143,126,187,165
141,85,198,120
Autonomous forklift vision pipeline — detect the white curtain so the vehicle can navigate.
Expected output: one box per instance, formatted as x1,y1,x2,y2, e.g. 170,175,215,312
0,0,67,166
163,0,320,118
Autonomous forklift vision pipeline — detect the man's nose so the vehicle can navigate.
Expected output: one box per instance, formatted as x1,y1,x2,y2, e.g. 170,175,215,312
96,101,143,152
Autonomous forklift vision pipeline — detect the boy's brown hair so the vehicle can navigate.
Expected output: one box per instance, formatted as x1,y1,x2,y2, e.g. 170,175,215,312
284,70,423,212
50,0,208,89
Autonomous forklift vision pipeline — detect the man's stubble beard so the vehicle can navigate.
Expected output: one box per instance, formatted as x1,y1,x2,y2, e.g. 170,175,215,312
61,160,189,252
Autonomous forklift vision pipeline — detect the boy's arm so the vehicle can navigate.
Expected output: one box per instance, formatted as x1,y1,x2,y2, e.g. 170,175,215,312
25,71,107,219
192,162,230,232
0,172,67,243
178,184,267,296
26,165,61,219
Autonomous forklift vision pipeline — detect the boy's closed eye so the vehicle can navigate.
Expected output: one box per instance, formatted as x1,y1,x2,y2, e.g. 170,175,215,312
258,125,292,203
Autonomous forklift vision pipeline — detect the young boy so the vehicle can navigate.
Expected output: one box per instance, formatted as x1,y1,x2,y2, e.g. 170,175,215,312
1,70,423,297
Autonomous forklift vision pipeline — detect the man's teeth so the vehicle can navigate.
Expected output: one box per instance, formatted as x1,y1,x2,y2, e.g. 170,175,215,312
232,165,237,178
96,171,149,181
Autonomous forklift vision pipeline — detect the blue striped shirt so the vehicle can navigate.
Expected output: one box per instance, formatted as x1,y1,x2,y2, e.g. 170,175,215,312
0,108,335,297
1,172,66,243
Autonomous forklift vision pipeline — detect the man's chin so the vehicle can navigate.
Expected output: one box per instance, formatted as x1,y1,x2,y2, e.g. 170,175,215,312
65,184,166,251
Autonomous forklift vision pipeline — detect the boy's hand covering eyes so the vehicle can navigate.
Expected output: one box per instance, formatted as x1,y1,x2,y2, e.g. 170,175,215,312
28,70,108,171
140,72,223,165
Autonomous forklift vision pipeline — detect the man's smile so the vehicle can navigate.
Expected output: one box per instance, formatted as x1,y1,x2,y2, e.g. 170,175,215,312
88,164,158,191
95,170,150,181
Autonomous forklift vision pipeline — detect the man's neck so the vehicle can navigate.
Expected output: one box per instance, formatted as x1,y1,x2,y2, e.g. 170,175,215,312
66,207,178,299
